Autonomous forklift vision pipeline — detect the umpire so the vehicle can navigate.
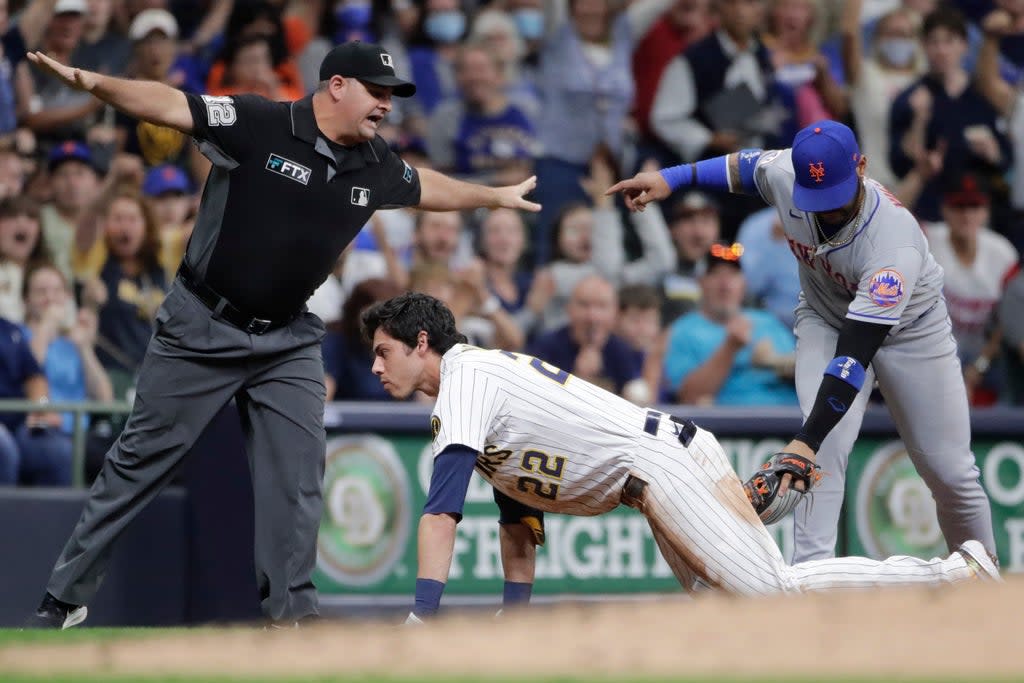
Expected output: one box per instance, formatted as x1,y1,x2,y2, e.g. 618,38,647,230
24,41,540,628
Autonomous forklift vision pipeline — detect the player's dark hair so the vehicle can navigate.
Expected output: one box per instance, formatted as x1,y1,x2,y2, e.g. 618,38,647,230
361,292,468,354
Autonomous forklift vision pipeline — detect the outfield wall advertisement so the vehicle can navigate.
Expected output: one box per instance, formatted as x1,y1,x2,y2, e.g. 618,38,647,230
313,433,1023,598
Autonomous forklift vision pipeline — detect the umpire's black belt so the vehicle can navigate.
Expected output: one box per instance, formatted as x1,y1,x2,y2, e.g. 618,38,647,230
178,263,295,335
642,410,697,448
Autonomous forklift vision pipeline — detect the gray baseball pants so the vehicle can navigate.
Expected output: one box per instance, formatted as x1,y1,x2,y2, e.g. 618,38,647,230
791,302,996,563
46,280,327,622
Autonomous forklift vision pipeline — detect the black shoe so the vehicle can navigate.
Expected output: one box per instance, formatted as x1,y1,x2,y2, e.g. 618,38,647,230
23,593,88,630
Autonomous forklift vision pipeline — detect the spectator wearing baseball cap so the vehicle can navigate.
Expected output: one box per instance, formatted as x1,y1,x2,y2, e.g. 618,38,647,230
929,170,1019,405
143,164,194,280
661,191,721,323
73,0,131,78
661,241,798,406
22,0,103,147
40,141,101,282
115,10,203,178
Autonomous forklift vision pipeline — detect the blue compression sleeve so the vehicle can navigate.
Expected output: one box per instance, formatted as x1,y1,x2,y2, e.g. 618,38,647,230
414,578,445,617
423,444,478,521
503,581,533,606
659,150,762,193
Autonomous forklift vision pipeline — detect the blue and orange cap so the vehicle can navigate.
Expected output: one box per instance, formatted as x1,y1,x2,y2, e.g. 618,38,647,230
791,120,862,213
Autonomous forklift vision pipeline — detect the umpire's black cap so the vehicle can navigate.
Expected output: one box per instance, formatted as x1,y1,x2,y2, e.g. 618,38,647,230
319,41,417,98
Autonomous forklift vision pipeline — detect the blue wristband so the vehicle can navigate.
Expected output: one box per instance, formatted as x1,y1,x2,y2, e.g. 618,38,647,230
824,356,866,391
503,581,533,606
659,164,693,191
414,578,445,617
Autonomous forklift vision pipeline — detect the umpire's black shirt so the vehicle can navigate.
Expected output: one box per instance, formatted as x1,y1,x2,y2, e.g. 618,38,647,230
183,93,421,319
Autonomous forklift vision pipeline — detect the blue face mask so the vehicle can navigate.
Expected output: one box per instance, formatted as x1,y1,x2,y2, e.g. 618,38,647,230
513,8,544,41
336,2,372,29
877,38,917,68
425,10,466,44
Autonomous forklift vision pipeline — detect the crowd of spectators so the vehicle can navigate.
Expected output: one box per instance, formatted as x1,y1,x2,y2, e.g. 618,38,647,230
0,0,1021,487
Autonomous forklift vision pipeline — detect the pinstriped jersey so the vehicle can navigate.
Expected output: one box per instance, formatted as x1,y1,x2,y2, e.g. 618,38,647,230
749,149,944,331
430,344,645,515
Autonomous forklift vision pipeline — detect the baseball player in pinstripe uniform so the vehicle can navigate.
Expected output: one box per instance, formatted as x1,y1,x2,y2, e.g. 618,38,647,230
361,292,998,621
607,120,998,565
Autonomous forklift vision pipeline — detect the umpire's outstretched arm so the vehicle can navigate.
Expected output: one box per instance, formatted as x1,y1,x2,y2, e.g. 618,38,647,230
26,51,195,135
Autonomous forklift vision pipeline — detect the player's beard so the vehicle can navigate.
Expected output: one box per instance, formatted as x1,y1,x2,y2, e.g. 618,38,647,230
814,183,864,234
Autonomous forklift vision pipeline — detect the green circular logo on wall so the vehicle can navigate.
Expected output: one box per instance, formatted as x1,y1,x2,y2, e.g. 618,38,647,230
317,435,411,586
855,442,947,559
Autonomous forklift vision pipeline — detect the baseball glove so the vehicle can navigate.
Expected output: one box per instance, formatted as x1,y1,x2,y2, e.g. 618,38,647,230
743,452,822,525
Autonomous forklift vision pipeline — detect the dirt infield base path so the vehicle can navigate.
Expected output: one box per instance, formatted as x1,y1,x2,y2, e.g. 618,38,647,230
1,579,1021,680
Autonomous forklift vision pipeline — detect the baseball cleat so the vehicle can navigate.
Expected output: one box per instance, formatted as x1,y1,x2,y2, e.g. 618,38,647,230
23,593,88,629
958,540,1002,582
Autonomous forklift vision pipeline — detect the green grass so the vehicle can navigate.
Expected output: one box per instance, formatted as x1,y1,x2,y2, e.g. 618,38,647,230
1,677,1022,683
0,627,202,644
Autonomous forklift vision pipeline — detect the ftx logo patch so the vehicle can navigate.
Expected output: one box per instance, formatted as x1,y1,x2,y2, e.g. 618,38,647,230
266,154,311,185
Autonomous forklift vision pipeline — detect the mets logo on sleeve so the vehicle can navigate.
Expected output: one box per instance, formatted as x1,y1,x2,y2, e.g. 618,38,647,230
430,416,441,441
868,269,904,307
265,154,311,185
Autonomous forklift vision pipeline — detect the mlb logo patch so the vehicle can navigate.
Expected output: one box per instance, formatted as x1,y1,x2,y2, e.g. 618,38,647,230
868,269,904,307
265,154,311,185
351,187,370,206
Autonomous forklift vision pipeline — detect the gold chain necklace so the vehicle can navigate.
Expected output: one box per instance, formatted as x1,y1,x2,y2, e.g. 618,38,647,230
812,186,866,249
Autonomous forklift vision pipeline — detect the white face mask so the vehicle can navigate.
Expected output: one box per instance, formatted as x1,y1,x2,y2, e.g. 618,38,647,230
877,37,917,68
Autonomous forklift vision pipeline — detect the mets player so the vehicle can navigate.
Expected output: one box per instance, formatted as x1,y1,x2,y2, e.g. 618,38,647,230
606,120,997,564
361,292,998,620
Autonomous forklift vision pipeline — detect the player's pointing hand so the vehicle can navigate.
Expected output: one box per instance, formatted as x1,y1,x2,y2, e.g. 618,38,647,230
27,52,99,93
605,170,671,212
494,175,541,212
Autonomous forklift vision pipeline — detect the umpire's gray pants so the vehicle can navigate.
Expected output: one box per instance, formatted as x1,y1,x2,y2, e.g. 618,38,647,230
47,280,327,622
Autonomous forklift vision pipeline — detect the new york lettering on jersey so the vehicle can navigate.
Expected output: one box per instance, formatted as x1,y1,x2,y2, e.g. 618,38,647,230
430,346,646,515
754,150,943,329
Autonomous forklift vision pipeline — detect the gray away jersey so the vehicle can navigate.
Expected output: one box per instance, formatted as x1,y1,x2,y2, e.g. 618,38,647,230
430,344,648,515
752,149,944,331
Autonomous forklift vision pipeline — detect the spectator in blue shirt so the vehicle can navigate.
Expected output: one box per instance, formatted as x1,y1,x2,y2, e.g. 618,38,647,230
663,243,797,406
0,312,69,486
528,273,641,397
426,41,538,185
22,262,112,435
735,207,801,329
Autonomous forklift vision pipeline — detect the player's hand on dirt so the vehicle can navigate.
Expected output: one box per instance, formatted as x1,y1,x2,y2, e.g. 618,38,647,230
604,170,670,212
724,314,752,349
27,52,99,92
494,175,540,212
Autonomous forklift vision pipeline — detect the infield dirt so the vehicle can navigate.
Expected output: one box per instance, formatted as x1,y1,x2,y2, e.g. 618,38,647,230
0,578,1020,680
